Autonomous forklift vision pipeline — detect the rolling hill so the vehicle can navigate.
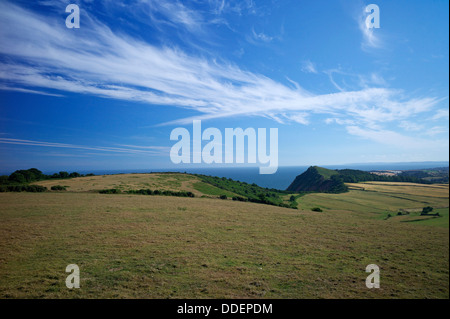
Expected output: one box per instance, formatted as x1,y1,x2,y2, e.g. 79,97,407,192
286,166,348,193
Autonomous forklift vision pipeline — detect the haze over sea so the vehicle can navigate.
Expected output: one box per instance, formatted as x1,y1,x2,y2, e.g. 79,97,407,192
38,161,449,190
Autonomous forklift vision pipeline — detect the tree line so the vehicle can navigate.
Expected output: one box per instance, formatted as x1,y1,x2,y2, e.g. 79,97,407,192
335,169,432,184
0,168,94,185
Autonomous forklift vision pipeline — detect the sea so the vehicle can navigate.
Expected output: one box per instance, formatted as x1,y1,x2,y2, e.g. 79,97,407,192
66,161,449,191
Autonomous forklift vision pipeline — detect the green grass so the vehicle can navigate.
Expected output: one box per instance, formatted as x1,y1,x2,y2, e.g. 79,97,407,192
0,175,448,299
314,166,338,179
297,183,449,226
401,208,449,227
195,174,288,206
192,182,237,198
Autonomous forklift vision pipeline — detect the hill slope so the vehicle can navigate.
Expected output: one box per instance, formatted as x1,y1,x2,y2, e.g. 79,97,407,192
286,166,348,193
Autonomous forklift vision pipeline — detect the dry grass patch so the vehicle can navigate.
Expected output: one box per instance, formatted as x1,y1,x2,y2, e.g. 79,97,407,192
0,191,448,299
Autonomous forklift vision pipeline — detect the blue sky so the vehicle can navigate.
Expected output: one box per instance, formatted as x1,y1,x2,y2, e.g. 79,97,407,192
0,0,448,173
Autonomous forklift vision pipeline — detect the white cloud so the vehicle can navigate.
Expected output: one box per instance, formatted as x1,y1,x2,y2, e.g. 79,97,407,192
325,118,356,126
424,126,448,137
431,108,449,120
346,126,448,151
0,0,444,135
251,28,273,42
0,85,64,97
399,121,424,132
0,138,168,155
301,60,318,74
283,113,309,125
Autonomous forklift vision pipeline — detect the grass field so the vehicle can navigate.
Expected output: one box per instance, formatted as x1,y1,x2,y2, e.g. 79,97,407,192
299,182,448,223
0,175,448,298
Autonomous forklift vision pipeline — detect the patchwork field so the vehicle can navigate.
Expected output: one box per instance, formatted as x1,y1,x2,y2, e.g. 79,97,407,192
0,174,448,298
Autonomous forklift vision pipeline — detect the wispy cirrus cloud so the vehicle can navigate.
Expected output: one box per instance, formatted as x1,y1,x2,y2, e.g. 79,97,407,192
0,0,446,151
0,85,64,97
301,60,318,74
0,138,168,155
431,108,449,120
251,27,273,42
346,126,448,151
137,0,204,33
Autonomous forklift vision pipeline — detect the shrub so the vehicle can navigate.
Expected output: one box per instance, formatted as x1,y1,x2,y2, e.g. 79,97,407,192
125,189,195,198
0,185,47,192
69,172,81,178
311,207,323,212
51,185,67,191
26,185,47,192
99,189,121,194
421,206,434,215
8,172,26,184
140,189,153,195
59,171,70,179
219,194,227,200
0,175,9,184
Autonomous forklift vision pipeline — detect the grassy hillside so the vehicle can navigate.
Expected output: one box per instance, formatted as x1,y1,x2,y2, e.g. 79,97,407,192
194,174,296,208
314,166,338,179
298,182,449,226
0,174,448,298
31,172,296,209
287,166,347,193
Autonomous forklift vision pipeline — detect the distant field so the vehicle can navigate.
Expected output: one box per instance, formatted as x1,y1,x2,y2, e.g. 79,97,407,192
0,175,448,298
35,173,222,198
299,182,449,227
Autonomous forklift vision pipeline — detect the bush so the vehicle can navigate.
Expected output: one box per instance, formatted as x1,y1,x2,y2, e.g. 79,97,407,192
0,175,9,184
99,189,121,194
219,194,227,200
0,185,47,192
51,185,67,191
8,172,26,184
125,189,195,198
26,185,47,192
59,171,70,179
311,207,323,212
421,206,434,215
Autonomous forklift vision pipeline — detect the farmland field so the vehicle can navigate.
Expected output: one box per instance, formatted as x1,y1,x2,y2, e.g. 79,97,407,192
0,174,448,298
